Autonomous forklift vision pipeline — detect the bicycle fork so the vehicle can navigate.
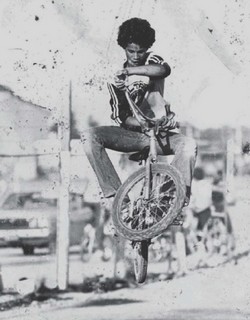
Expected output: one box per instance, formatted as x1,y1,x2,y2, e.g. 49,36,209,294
144,129,157,199
142,129,158,227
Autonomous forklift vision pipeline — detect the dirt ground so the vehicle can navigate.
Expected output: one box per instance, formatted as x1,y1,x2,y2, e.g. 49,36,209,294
0,253,249,320
0,176,250,319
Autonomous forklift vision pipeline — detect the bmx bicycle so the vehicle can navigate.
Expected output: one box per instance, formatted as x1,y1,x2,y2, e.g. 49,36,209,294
111,81,186,283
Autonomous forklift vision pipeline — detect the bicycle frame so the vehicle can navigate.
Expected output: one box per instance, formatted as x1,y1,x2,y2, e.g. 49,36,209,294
124,89,158,201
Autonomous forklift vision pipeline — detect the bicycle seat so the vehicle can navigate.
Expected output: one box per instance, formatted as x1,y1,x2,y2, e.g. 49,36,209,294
128,146,150,162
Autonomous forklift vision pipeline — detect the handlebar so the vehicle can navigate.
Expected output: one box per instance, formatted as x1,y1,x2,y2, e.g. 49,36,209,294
115,72,180,132
124,88,179,133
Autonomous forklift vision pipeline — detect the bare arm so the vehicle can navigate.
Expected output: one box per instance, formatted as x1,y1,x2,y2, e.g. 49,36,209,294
114,63,171,90
126,63,171,78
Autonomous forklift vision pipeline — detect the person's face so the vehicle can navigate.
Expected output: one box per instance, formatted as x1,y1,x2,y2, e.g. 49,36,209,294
125,43,148,67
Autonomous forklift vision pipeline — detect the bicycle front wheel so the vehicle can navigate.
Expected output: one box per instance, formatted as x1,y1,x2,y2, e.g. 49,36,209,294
112,164,186,241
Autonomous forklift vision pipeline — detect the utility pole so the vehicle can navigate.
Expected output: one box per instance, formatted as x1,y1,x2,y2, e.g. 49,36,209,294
56,81,71,290
226,138,235,204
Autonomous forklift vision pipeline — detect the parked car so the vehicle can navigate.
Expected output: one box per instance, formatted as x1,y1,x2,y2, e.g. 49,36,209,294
0,191,100,255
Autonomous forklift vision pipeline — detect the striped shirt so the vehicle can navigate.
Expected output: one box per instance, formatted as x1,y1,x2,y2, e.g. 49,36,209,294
107,52,168,127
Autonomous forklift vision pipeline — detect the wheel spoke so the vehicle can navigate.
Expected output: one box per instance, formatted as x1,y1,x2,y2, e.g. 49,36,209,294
118,169,181,232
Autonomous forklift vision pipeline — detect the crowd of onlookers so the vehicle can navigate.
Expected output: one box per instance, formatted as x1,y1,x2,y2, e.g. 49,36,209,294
148,166,236,277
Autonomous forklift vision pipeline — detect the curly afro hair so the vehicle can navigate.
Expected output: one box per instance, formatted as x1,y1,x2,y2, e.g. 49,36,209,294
117,17,155,49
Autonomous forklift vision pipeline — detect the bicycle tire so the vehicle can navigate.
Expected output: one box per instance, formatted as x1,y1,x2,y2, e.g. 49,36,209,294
134,241,148,283
112,164,186,241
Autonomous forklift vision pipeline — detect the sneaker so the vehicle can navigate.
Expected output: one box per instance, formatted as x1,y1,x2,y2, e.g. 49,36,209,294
103,197,114,212
103,195,130,212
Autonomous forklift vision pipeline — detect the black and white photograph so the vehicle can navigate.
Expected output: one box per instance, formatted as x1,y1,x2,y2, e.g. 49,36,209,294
0,0,249,319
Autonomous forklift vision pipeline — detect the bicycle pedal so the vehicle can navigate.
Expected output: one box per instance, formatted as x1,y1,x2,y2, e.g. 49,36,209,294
171,215,184,226
171,220,184,226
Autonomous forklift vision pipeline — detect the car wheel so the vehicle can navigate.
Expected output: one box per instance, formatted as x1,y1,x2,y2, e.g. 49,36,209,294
22,245,35,255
